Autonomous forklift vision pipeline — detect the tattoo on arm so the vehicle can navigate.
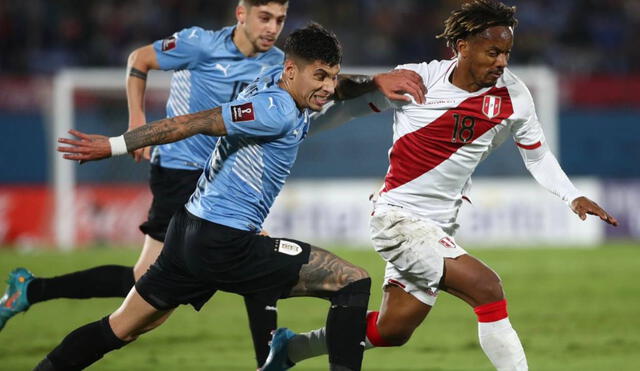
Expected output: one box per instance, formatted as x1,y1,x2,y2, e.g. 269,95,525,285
129,67,147,81
123,107,227,151
289,246,368,298
333,74,375,101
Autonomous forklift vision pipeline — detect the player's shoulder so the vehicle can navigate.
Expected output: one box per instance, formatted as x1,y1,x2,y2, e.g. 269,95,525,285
395,59,455,87
499,68,535,103
259,46,285,64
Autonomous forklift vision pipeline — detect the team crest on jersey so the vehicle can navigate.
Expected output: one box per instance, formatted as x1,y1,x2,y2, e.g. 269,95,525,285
231,102,255,122
438,236,457,249
161,36,177,52
482,95,502,119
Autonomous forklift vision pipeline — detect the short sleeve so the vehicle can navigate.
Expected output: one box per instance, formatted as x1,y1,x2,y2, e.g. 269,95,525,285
221,93,296,138
510,82,545,150
153,27,217,71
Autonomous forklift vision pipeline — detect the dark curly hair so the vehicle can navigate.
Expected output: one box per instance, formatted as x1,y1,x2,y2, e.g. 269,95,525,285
284,23,342,66
436,0,517,54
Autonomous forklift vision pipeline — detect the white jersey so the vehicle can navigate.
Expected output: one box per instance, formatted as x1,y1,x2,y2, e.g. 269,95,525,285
378,59,545,233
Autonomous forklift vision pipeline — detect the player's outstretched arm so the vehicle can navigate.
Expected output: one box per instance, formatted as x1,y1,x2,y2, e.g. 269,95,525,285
334,69,425,103
126,45,160,162
570,196,619,226
58,107,227,162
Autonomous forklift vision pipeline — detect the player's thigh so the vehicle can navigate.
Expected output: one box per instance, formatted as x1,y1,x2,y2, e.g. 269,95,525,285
442,254,503,307
288,246,368,298
377,285,431,342
109,287,173,341
133,235,164,280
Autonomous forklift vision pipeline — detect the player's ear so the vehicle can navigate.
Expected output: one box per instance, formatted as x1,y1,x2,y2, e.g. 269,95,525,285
283,59,298,81
456,39,469,58
236,4,247,25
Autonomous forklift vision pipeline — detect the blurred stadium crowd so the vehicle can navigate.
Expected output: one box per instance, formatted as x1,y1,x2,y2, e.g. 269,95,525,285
2,0,640,75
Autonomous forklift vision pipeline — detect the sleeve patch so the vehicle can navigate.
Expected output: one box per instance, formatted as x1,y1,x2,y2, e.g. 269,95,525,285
231,102,255,122
161,36,177,51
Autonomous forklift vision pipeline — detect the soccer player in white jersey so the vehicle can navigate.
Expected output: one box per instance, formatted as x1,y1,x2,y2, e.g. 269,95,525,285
261,1,619,370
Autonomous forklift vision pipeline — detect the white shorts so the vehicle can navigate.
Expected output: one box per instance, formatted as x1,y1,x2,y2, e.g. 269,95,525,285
370,206,467,306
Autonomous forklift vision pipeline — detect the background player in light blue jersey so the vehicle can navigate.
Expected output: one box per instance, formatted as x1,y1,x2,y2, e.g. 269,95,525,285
0,0,289,367
43,23,424,371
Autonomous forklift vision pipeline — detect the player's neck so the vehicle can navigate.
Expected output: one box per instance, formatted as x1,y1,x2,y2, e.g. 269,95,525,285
450,66,483,93
278,80,304,111
232,26,259,57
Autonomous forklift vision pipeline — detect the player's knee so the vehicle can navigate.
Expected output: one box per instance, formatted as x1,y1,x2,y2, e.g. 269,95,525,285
378,324,414,346
474,273,504,304
330,277,371,308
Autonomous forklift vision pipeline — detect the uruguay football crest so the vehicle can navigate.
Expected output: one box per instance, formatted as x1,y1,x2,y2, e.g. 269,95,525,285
482,95,502,119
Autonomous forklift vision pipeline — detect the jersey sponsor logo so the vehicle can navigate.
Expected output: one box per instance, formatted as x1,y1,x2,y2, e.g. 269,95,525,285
276,240,303,256
482,95,502,119
231,102,255,122
438,236,457,249
161,36,177,51
214,63,231,77
188,29,198,39
267,97,276,110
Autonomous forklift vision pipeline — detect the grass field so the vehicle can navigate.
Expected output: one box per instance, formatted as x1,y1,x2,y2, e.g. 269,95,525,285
0,244,638,371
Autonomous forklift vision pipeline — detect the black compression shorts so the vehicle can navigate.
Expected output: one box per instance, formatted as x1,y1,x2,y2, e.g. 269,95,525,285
135,207,311,311
139,164,202,242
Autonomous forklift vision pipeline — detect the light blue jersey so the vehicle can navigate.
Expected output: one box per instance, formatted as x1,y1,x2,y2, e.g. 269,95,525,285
152,26,284,170
186,66,309,231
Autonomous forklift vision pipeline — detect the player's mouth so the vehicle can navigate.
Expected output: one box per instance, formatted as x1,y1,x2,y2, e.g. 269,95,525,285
488,70,503,79
311,94,330,107
259,36,276,46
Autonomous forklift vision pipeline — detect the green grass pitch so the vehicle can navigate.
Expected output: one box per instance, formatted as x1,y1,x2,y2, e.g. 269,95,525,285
0,243,638,370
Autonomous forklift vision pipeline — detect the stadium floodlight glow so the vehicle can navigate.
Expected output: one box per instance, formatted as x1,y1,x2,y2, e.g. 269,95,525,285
50,66,558,249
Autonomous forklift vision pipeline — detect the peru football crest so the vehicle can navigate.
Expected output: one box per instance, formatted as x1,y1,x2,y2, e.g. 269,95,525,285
482,95,502,119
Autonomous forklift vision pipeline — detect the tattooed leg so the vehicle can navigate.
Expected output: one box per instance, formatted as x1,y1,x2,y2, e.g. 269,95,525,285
287,246,371,371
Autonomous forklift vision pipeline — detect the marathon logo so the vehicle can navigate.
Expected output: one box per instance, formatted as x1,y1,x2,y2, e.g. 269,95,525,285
231,102,255,122
276,240,302,256
438,236,457,249
162,36,177,52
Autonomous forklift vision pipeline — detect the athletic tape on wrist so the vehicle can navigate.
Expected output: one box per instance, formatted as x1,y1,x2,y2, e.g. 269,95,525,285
108,135,128,156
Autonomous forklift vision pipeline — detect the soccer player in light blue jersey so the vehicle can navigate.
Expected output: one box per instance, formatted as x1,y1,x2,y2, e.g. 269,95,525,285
0,1,289,367
43,23,425,371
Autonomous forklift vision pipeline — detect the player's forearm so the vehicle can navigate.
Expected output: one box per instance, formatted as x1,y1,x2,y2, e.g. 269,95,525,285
521,144,583,204
121,107,227,151
333,74,376,101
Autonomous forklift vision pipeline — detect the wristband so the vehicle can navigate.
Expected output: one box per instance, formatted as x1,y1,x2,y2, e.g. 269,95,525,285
108,135,128,156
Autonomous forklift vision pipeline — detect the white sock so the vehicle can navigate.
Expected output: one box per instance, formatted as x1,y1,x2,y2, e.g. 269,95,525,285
478,317,528,370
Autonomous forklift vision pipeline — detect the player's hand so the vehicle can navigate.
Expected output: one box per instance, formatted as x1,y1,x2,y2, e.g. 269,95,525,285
373,69,426,104
258,229,270,237
571,196,619,226
57,129,112,163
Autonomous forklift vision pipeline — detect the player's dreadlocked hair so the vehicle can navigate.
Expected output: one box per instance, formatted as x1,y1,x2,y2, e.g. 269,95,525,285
239,0,289,7
436,0,517,54
284,23,342,66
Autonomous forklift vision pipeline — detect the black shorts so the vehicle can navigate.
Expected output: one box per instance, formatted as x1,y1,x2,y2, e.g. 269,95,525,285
135,207,311,311
139,164,202,242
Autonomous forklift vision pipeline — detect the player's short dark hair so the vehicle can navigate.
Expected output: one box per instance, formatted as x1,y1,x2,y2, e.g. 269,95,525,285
239,0,289,7
284,23,342,67
436,0,518,54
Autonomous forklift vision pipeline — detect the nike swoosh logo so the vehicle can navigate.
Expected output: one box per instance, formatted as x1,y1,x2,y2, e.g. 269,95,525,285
4,291,20,308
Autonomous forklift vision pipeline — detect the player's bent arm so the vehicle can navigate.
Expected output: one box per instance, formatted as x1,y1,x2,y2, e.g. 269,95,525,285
126,45,160,130
309,91,391,135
